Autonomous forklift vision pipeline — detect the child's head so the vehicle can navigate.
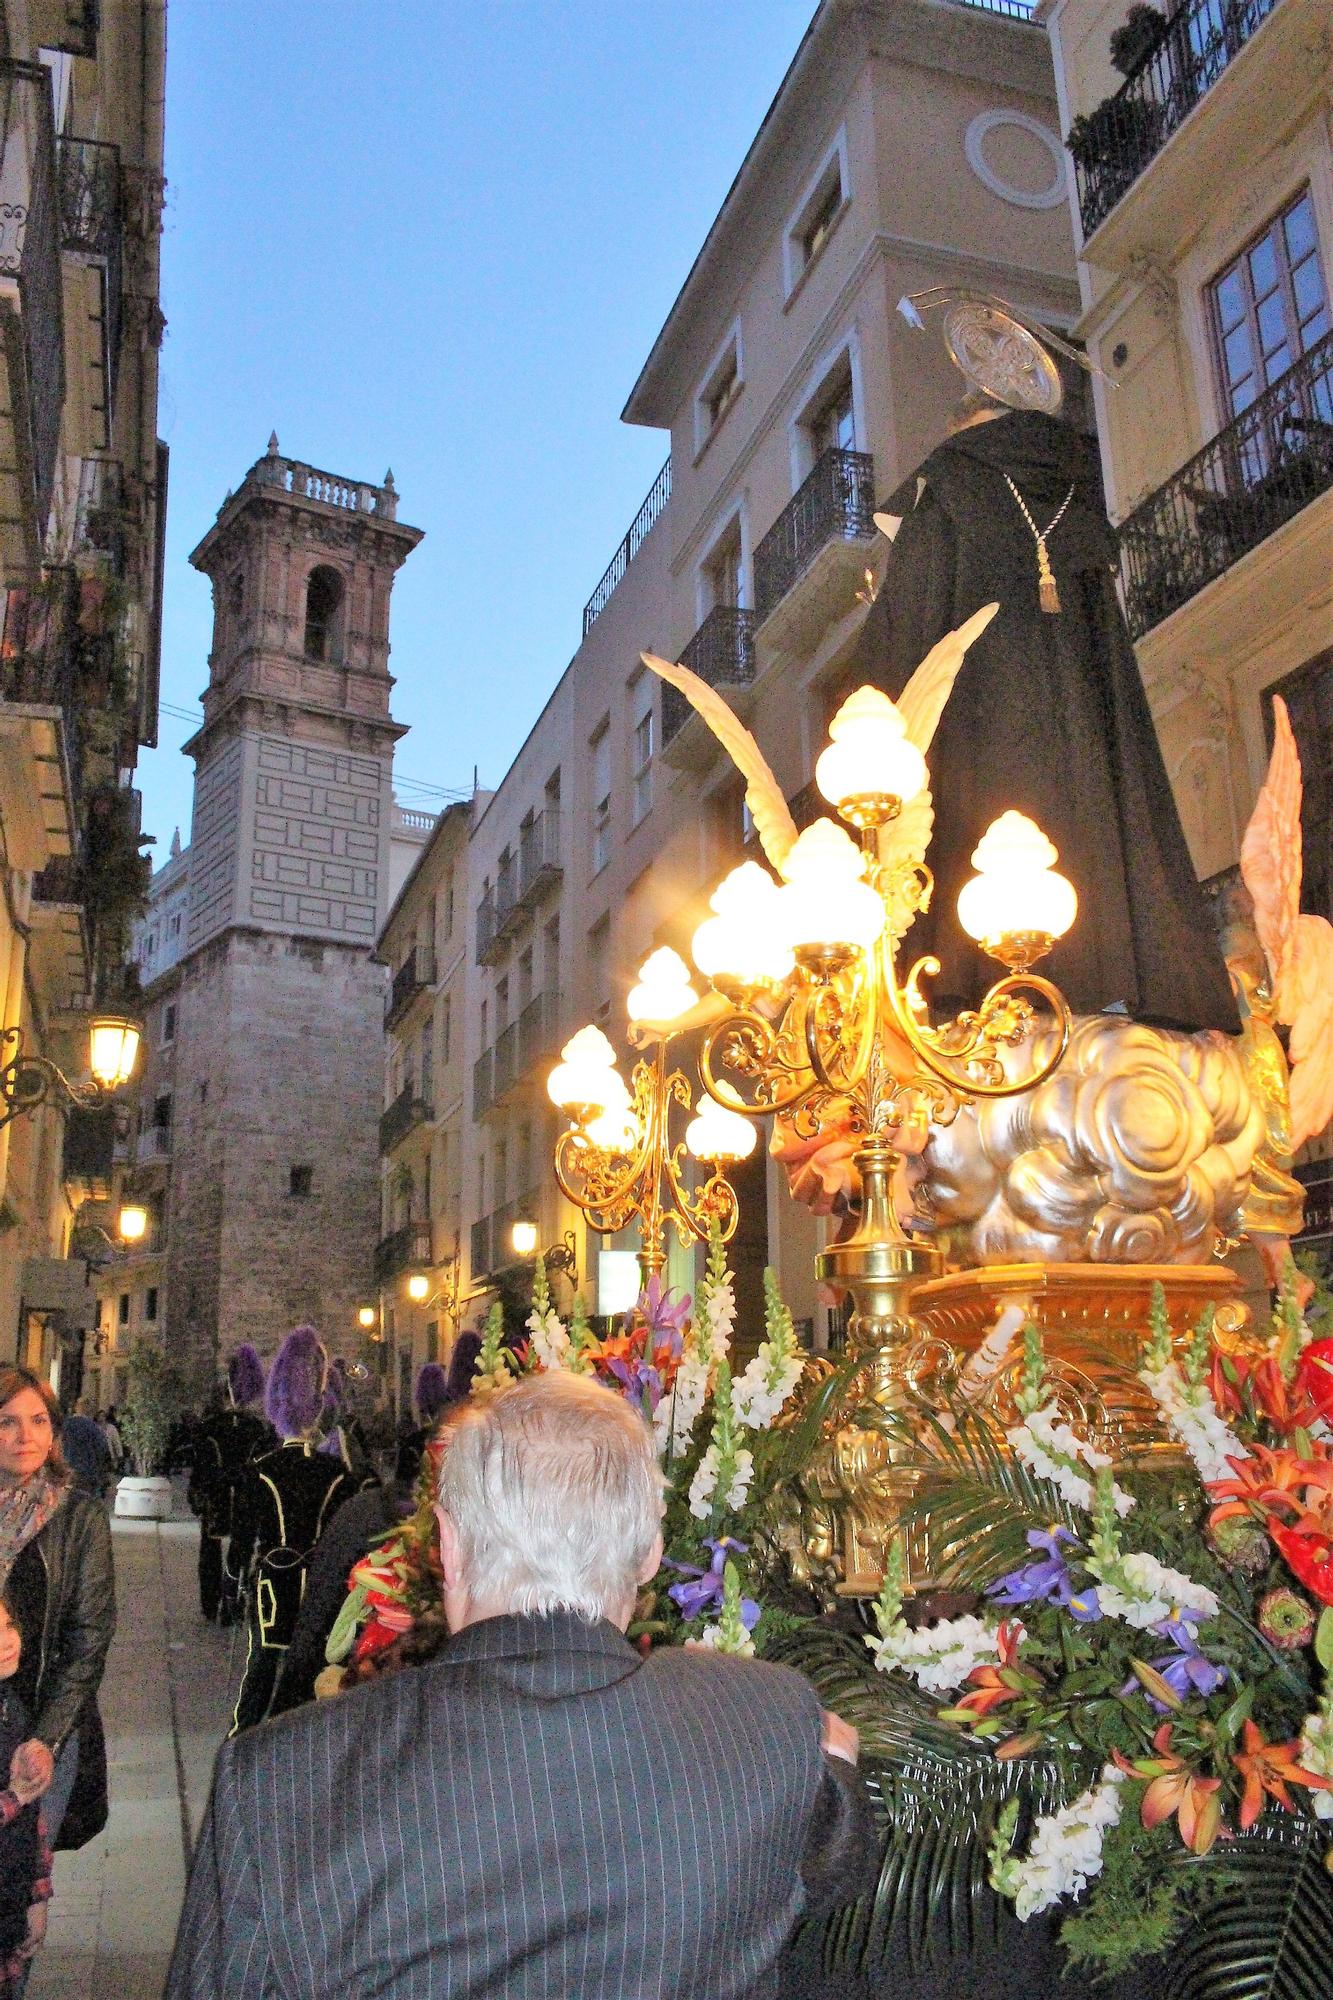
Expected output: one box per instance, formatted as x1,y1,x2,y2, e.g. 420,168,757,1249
0,1592,19,1681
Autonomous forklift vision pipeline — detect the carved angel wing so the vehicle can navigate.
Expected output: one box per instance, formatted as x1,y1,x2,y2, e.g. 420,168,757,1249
640,652,798,868
896,602,999,754
1283,913,1333,1151
1240,695,1302,996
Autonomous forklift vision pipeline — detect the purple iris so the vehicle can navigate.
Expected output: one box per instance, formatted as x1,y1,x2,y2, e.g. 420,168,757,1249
989,1526,1102,1623
606,1354,663,1418
1143,1618,1227,1708
664,1538,760,1629
633,1276,691,1360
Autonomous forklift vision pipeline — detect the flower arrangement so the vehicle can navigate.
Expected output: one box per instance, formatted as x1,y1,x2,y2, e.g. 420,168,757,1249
854,1266,1333,1977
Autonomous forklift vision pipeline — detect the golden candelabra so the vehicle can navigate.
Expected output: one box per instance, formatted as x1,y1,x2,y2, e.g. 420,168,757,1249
548,952,757,1288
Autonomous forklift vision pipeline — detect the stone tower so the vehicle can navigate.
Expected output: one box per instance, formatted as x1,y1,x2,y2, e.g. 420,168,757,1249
165,441,422,1390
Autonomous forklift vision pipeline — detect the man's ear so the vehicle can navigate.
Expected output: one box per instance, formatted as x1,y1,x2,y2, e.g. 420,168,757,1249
637,1527,664,1586
433,1505,462,1589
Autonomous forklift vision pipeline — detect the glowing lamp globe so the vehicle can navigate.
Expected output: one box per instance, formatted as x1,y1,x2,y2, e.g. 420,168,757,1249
117,1203,148,1244
356,1304,378,1331
778,819,884,963
548,1026,625,1117
685,1095,758,1165
957,811,1077,969
584,1102,640,1155
626,948,697,1026
406,1272,430,1303
691,862,794,989
511,1219,538,1258
88,1012,141,1091
815,686,928,829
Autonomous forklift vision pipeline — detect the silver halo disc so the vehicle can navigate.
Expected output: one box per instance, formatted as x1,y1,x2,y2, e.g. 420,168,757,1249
942,303,1064,414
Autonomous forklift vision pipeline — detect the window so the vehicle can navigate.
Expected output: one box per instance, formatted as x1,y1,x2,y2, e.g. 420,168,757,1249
227,571,244,617
807,365,856,460
145,1287,159,1323
161,1002,176,1045
443,875,455,942
495,976,509,1031
588,914,610,1023
118,1292,129,1326
289,1164,313,1198
441,996,451,1066
544,914,560,994
632,694,654,828
168,912,181,938
703,521,746,612
590,721,612,875
785,133,849,295
419,1023,433,1105
303,565,344,661
152,1093,172,1132
694,323,743,455
1208,189,1328,422
517,946,534,1011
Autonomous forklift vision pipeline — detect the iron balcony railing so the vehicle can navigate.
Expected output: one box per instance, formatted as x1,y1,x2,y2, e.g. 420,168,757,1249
753,447,876,622
374,1223,432,1285
495,854,522,941
1117,331,1333,639
519,989,561,1072
582,456,672,635
378,1084,433,1154
0,60,66,557
1071,0,1279,239
385,945,435,1028
953,0,1036,14
492,1020,520,1101
1,564,89,831
475,891,501,966
663,606,756,746
57,135,123,412
517,808,562,904
73,457,126,575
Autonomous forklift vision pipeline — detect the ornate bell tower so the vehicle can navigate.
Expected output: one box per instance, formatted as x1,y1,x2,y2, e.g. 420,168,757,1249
165,442,423,1390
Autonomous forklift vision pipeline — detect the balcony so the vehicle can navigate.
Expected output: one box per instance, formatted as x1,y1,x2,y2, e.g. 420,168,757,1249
753,448,876,656
1,566,84,867
32,2,99,58
137,1125,171,1163
62,1104,115,1198
663,606,756,763
1117,332,1333,639
491,1019,520,1103
472,1047,493,1120
58,136,123,418
517,808,562,906
1070,0,1321,268
519,989,561,1073
494,854,522,944
0,60,66,582
72,457,127,576
379,1084,433,1154
374,1223,431,1286
385,944,435,1029
583,456,672,635
475,891,502,966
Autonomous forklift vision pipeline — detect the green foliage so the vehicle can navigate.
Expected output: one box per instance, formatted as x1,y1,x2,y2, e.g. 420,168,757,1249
1059,1810,1218,1980
1164,1832,1333,2000
1145,1281,1173,1371
1184,1302,1216,1388
118,1342,186,1476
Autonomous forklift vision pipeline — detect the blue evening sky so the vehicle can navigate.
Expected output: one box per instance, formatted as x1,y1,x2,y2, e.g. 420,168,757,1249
138,0,817,853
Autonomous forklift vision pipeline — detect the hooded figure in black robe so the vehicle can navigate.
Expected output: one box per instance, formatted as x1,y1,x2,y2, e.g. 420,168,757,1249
852,407,1239,1035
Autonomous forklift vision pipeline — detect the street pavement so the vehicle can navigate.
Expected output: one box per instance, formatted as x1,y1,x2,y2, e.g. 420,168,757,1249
29,1497,238,2000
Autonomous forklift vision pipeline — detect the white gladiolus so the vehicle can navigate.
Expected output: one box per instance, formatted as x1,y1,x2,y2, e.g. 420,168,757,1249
1007,1401,1134,1517
695,1619,756,1658
655,1352,710,1457
1007,1767,1125,1921
526,1306,570,1372
867,1613,1007,1696
733,1351,804,1431
687,1442,753,1521
1139,1358,1244,1485
1300,1701,1333,1821
1093,1550,1219,1629
703,1273,735,1362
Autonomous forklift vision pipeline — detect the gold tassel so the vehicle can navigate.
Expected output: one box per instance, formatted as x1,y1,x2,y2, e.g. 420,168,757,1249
1037,543,1060,616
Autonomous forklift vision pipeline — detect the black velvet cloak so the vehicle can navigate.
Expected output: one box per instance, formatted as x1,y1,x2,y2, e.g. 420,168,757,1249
851,409,1239,1034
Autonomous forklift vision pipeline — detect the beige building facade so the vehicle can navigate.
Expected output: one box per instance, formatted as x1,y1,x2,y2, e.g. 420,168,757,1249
1041,0,1331,1197
0,0,166,1384
377,0,1085,1390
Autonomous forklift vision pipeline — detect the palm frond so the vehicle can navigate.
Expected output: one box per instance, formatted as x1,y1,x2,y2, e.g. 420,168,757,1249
1166,1830,1333,2000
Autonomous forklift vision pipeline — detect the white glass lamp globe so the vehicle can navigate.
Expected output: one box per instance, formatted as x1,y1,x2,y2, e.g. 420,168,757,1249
778,819,884,959
684,1094,758,1164
547,1026,625,1116
356,1304,378,1330
406,1272,430,1303
626,947,697,1025
584,1102,640,1155
88,1012,141,1091
117,1203,149,1244
691,862,795,989
511,1219,538,1258
815,686,928,828
957,811,1078,963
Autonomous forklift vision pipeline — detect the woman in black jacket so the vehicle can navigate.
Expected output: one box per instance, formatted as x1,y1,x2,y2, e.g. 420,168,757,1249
0,1367,115,1869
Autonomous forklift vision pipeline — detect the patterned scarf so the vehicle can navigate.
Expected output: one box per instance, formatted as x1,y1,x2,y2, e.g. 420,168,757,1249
0,1468,69,1592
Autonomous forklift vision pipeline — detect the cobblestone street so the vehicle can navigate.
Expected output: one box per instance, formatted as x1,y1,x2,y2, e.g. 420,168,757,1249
30,1508,235,2000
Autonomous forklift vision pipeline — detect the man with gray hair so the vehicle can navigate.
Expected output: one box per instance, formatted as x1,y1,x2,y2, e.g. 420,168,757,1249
167,1370,874,1997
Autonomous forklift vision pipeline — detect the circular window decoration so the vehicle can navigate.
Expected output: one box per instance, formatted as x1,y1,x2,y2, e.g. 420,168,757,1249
964,110,1066,211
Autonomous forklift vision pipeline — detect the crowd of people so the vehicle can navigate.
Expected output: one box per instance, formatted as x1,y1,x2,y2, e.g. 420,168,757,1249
0,1325,873,1998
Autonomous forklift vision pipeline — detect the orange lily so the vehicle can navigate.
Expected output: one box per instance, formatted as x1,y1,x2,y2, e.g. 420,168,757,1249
1114,1724,1222,1855
1232,1719,1333,1831
1211,1350,1321,1435
939,1621,1032,1723
1207,1445,1331,1528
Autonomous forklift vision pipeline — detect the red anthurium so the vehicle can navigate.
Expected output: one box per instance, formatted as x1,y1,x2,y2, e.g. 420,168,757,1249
1295,1339,1333,1425
1114,1724,1223,1856
1232,1719,1333,1831
1269,1525,1333,1608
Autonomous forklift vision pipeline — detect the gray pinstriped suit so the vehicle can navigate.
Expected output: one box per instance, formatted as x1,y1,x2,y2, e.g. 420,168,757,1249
166,1610,874,1998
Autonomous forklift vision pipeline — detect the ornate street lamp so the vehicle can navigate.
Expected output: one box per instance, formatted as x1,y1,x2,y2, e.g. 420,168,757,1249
117,1203,149,1245
1,1007,142,1130
509,1217,580,1290
548,949,757,1287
